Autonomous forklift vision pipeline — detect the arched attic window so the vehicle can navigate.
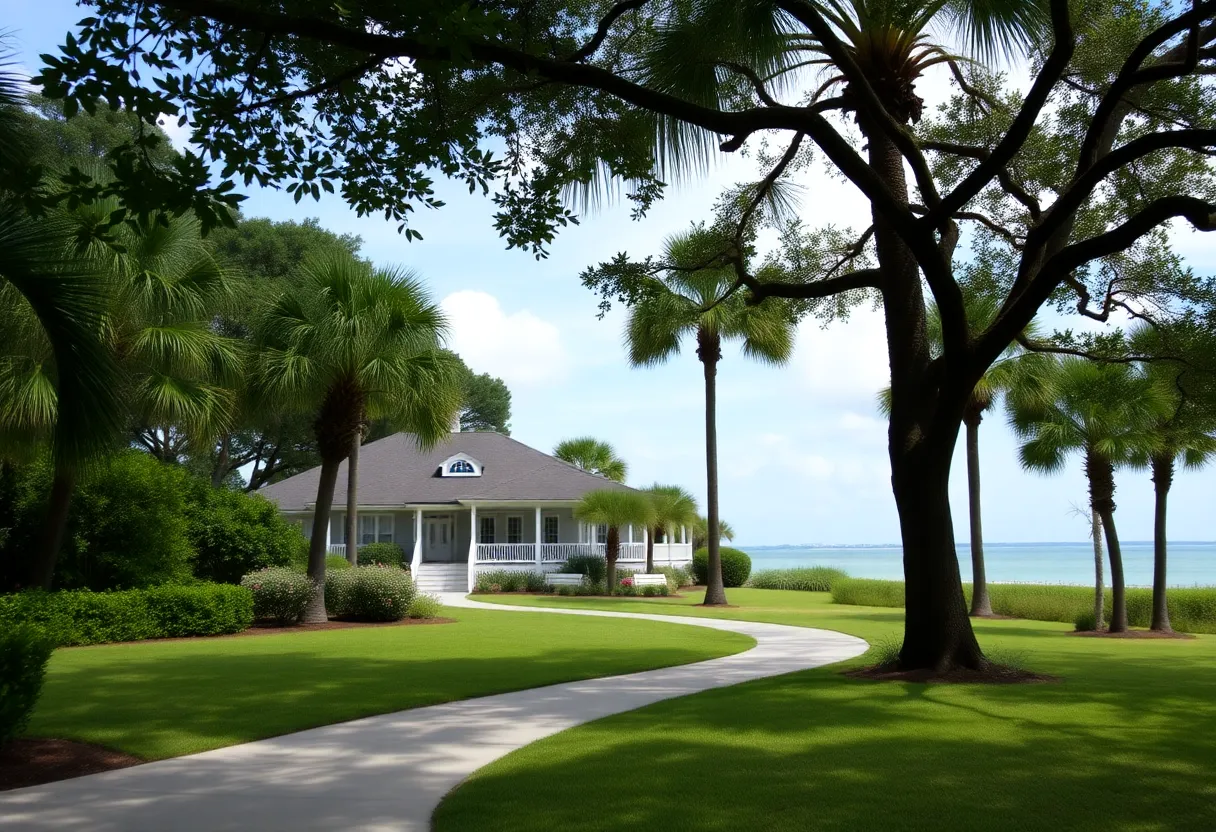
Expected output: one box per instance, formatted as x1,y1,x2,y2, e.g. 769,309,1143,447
439,453,482,477
449,460,475,474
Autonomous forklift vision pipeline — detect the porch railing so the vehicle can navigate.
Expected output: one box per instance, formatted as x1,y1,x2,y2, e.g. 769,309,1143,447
474,542,650,564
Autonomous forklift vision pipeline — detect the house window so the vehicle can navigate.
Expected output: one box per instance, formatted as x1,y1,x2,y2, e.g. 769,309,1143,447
507,516,523,544
543,516,559,544
479,516,496,544
449,459,475,474
358,515,394,545
596,524,608,544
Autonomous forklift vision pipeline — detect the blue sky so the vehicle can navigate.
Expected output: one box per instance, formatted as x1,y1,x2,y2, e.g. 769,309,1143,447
8,2,1216,548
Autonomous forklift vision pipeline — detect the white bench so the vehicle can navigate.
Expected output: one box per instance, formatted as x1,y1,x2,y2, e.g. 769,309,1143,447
545,573,584,586
630,574,667,587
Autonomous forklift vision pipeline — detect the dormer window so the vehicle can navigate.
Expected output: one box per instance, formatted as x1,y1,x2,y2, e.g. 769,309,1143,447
439,453,483,477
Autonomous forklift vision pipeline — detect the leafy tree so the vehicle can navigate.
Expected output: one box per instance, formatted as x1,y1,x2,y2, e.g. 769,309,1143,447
39,0,1216,670
574,489,656,591
615,227,793,605
252,253,462,620
459,369,512,434
554,437,628,482
879,294,1045,617
1009,358,1165,633
23,93,180,171
642,484,698,572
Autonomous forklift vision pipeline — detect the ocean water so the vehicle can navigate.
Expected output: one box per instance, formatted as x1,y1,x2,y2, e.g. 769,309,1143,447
739,542,1216,588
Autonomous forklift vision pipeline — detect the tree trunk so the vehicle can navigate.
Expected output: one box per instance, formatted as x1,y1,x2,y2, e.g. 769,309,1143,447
1150,453,1174,633
1087,450,1127,632
964,412,992,617
211,433,231,488
697,327,726,606
1090,507,1105,628
861,114,984,671
606,525,620,594
31,468,76,590
304,455,340,623
345,430,361,566
646,526,655,573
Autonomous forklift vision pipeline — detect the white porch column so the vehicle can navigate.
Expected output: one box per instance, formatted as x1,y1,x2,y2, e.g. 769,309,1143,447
534,506,543,570
681,525,687,544
467,505,478,593
323,512,331,554
626,524,633,543
411,509,423,573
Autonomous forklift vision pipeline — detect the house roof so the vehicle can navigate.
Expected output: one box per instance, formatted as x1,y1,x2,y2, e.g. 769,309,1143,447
258,431,636,510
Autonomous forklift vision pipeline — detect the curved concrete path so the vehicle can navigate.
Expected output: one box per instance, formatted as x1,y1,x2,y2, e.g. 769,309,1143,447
0,595,866,831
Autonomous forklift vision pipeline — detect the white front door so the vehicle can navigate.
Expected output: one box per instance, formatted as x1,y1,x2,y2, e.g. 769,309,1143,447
424,515,454,562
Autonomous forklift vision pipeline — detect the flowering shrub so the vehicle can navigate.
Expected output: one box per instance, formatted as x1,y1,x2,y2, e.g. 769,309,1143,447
240,567,316,625
326,565,416,622
620,577,634,587
406,592,443,619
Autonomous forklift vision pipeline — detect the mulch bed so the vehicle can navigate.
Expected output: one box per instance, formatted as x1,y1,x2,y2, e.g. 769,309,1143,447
845,664,1059,685
1070,628,1195,640
0,739,143,792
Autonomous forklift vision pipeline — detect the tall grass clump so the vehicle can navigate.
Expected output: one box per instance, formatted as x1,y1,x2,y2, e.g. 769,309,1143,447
746,567,848,592
831,578,905,608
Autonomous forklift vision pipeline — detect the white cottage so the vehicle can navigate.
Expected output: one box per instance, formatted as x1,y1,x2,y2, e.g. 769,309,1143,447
258,431,693,592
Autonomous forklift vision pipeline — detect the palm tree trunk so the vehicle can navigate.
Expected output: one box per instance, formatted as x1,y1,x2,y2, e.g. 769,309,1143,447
863,116,983,671
645,526,655,573
964,414,992,617
1150,453,1174,633
211,433,230,488
31,467,75,590
305,455,340,623
1087,450,1127,632
606,525,620,594
345,430,361,566
697,328,727,606
1091,507,1105,628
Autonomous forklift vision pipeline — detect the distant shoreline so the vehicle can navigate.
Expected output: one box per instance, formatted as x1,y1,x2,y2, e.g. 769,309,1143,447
740,541,1216,550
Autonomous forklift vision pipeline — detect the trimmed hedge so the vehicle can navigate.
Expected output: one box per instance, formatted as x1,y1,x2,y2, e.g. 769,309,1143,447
356,542,407,568
746,567,848,593
0,585,254,646
831,578,1216,634
0,625,53,745
326,565,416,622
474,570,547,593
692,547,752,588
241,568,315,625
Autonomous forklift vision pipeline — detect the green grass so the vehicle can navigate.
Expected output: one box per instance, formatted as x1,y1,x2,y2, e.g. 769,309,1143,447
28,606,752,760
746,565,849,592
833,578,1216,633
439,591,1216,832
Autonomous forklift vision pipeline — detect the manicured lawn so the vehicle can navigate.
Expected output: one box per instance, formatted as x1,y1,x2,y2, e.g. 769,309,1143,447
29,606,752,760
437,591,1216,832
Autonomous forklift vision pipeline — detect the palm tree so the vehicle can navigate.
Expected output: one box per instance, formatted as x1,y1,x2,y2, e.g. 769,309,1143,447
1130,350,1216,633
879,295,1043,617
575,489,657,592
691,514,735,552
1009,358,1164,633
626,228,794,606
643,484,698,572
553,437,628,482
254,254,462,621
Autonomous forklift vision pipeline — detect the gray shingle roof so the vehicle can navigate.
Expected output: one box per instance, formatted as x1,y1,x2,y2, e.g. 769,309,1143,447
257,432,636,510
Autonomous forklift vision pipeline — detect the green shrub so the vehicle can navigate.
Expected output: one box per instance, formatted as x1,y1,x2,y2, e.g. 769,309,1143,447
474,570,546,593
0,626,53,745
326,555,351,572
356,542,407,568
640,584,669,597
746,567,848,593
560,555,607,585
241,567,315,625
831,578,906,608
1074,610,1098,632
186,482,300,584
327,565,416,622
657,566,694,591
0,584,253,646
406,592,443,619
692,547,752,587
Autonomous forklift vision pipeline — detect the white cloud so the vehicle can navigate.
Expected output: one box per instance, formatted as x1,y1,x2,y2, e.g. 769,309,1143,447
440,290,571,387
156,113,195,154
794,307,891,410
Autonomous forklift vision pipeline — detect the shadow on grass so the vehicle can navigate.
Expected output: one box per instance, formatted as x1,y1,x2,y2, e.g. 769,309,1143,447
435,657,1216,832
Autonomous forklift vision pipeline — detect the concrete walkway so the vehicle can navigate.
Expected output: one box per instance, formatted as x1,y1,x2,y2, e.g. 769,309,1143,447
0,595,867,831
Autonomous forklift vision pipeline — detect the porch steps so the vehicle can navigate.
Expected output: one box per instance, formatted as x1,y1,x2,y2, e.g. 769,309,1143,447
414,563,468,593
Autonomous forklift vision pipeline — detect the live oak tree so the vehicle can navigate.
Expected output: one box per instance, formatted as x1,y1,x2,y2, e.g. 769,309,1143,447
39,0,1216,670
